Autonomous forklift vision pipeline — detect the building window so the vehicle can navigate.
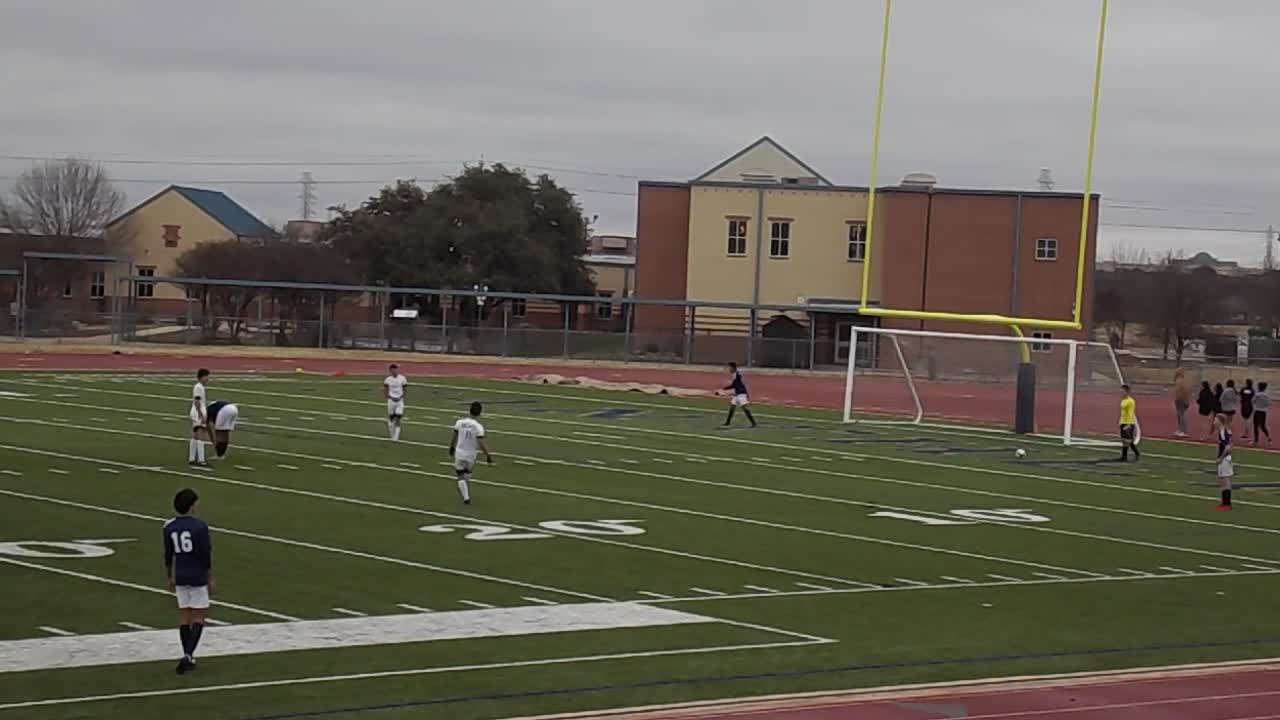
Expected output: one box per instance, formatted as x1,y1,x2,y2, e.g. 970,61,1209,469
163,224,181,248
510,298,527,318
726,218,748,256
185,284,201,300
769,220,791,258
136,266,156,298
847,222,867,261
90,271,105,299
62,281,74,299
1031,331,1053,353
1035,237,1058,261
595,292,614,320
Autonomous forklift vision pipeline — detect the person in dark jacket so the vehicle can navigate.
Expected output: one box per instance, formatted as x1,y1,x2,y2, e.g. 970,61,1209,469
1240,379,1256,440
1197,381,1217,439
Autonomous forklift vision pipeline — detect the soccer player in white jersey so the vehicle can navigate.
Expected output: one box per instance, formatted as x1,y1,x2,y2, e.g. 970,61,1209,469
383,363,408,441
448,402,493,505
188,369,210,466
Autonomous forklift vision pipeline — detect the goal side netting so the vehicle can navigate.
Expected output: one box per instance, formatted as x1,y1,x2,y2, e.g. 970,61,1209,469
841,327,1130,447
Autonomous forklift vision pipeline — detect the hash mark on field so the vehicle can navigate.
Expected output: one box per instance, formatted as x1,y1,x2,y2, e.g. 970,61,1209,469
51,417,68,423
686,458,708,463
127,418,143,423
1117,568,1149,576
98,468,119,475
522,597,558,606
618,459,640,465
690,587,725,596
48,469,69,475
90,418,107,423
781,456,805,463
234,465,255,471
794,582,833,592
573,431,624,440
587,459,607,465
459,600,496,609
277,464,300,471
399,462,420,468
396,604,433,614
52,394,78,398
653,458,674,464
205,619,230,626
636,591,673,600
118,622,154,631
38,626,74,637
300,416,317,422
810,456,832,462
514,460,537,466
1159,566,1194,575
941,576,975,584
266,417,282,421
743,584,779,594
0,470,21,476
331,608,367,617
321,464,343,471
1032,572,1067,580
893,578,929,587
1200,565,1230,573
987,574,1021,582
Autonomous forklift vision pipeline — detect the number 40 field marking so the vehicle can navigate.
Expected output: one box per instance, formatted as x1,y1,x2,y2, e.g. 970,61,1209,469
870,509,1051,526
420,520,646,541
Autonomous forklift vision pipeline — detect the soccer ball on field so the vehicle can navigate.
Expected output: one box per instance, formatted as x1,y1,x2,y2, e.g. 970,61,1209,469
1014,448,1027,459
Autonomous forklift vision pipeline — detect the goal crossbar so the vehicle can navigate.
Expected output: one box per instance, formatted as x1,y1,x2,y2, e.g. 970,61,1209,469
842,327,1129,446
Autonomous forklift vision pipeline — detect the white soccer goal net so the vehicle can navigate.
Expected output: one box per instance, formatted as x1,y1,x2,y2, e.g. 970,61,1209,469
841,327,1130,446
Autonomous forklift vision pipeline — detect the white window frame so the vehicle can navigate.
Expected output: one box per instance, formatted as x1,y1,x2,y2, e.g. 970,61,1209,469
769,220,791,259
509,297,527,318
847,222,867,262
1030,331,1053,353
595,292,614,320
1035,237,1058,261
726,218,749,257
136,266,156,299
89,271,105,299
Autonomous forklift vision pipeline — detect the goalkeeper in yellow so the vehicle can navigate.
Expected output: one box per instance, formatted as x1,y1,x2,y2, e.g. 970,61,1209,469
1119,384,1140,462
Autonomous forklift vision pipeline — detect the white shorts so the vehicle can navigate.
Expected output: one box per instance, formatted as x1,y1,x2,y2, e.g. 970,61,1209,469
1218,456,1234,479
387,399,405,417
730,394,750,408
214,404,239,432
454,456,476,474
175,585,210,610
190,409,206,428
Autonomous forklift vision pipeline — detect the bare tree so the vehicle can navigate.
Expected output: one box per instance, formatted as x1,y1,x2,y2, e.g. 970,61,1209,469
1144,251,1218,362
0,158,126,238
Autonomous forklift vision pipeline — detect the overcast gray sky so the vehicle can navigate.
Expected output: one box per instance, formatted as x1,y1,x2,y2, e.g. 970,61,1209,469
2,0,1277,262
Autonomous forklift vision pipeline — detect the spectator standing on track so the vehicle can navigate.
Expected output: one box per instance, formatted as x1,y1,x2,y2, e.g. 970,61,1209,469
1197,381,1217,439
1172,369,1192,437
1240,379,1256,440
1220,380,1239,436
1253,382,1272,446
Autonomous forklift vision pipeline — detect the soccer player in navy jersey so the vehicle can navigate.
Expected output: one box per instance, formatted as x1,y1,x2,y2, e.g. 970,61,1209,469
163,488,213,674
204,400,240,460
1214,414,1234,511
719,362,757,428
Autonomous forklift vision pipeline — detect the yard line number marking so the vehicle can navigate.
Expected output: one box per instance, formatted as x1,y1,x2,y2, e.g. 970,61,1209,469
419,520,646,541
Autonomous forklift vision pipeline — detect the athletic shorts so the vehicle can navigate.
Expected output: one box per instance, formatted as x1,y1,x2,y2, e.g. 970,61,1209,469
454,456,476,474
730,394,750,408
1218,456,1235,479
1243,407,1254,419
1119,424,1136,441
175,585,210,610
190,409,207,429
387,399,405,417
214,404,239,432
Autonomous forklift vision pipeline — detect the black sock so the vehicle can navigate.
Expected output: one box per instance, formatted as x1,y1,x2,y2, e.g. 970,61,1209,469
179,624,192,656
1132,444,1140,458
1222,489,1232,506
1121,446,1129,460
743,408,756,425
189,623,205,656
725,407,735,424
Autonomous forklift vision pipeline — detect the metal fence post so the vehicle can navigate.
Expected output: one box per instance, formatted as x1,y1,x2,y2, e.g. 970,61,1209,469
501,307,509,357
562,304,570,358
747,307,757,367
18,258,27,340
442,301,449,354
808,312,817,370
318,294,326,349
684,305,695,364
379,289,388,349
622,302,633,362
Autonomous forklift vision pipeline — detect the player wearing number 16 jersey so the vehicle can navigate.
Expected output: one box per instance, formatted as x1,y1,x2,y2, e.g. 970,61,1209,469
163,488,213,675
449,402,493,505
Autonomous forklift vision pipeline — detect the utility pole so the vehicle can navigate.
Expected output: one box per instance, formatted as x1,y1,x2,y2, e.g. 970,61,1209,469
298,171,318,220
1267,224,1277,272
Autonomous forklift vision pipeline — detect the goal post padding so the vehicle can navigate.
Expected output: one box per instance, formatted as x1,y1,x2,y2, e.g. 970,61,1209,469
843,327,1127,446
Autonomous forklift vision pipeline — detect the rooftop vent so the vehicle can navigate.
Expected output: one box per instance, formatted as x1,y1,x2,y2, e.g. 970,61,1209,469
900,172,938,190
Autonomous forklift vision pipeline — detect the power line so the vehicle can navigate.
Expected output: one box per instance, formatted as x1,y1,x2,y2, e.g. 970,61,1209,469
0,175,640,198
1099,221,1272,234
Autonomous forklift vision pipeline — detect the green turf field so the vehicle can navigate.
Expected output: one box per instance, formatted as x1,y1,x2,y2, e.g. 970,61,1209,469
2,370,1280,720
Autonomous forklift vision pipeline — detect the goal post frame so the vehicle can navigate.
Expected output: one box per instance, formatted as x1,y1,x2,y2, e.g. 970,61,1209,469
842,326,1128,446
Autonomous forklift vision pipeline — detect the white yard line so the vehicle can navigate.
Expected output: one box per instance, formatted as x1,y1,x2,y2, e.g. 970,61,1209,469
0,485,608,604
458,600,496,609
794,582,833,591
1032,572,1067,581
893,578,929,587
47,469,69,475
940,576,974,584
690,587,725,596
396,604,433,614
742,585,779,594
986,574,1022,582
522,597,558,606
636,591,673,600
38,627,74,637
97,468,119,475
331,608,368,617
0,555,295,621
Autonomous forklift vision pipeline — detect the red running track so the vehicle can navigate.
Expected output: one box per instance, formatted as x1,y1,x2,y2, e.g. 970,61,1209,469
0,351,1176,439
554,664,1280,720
